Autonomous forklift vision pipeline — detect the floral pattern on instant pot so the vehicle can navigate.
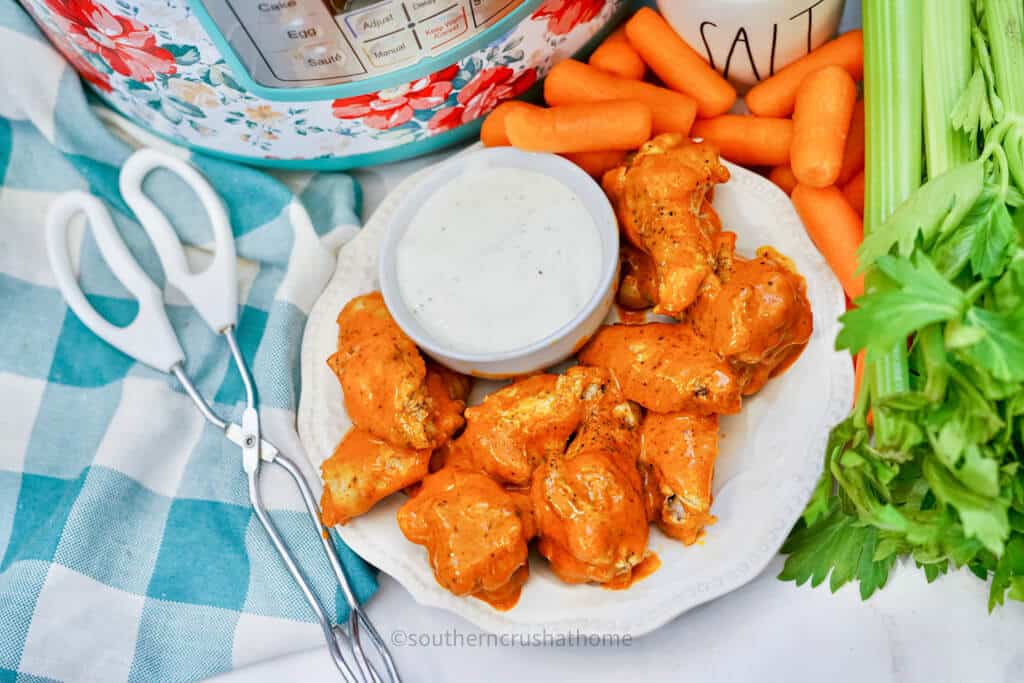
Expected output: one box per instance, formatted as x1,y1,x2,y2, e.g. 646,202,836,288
23,0,622,160
531,0,608,36
331,65,460,132
330,60,537,136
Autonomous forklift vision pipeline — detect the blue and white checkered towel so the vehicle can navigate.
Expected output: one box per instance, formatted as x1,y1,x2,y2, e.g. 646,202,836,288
0,2,378,681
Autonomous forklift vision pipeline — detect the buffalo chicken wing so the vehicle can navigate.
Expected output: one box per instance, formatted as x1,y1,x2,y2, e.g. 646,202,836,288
321,427,431,525
578,322,741,415
640,412,719,544
691,247,813,394
602,135,730,317
532,371,650,586
397,468,531,610
458,367,607,486
329,292,440,449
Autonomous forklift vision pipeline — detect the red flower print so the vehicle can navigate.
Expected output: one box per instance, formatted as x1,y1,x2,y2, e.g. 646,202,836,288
332,64,459,131
43,0,177,82
35,18,112,92
457,66,537,120
531,0,607,36
427,66,537,132
427,106,464,133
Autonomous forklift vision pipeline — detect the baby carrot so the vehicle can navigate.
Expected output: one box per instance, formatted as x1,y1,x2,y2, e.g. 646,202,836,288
791,183,865,299
562,150,628,177
589,27,646,80
544,59,697,135
843,169,865,216
480,101,538,147
625,8,736,118
768,164,799,195
746,30,864,118
690,115,793,167
791,65,858,188
836,99,865,185
505,101,652,153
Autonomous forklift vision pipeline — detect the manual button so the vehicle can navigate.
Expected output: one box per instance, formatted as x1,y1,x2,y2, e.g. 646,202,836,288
361,29,419,68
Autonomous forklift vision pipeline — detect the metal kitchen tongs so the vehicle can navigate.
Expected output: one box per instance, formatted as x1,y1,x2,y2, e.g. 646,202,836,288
44,148,400,683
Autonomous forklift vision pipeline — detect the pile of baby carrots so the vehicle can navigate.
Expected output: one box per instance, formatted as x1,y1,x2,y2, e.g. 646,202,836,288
481,7,867,308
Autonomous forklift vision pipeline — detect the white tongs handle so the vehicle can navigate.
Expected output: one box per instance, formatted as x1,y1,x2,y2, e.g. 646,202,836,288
120,148,239,333
45,191,185,373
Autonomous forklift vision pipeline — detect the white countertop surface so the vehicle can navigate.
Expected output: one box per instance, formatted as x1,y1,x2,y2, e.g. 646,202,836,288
218,4,1024,678
229,559,1024,683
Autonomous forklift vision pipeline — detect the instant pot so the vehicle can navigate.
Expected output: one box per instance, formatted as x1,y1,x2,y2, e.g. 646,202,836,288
22,0,627,168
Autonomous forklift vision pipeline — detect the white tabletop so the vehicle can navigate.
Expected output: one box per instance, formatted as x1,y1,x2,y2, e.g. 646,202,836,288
224,560,1022,683
219,4,1024,678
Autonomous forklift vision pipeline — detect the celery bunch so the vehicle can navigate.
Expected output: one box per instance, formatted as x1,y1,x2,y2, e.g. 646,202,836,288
780,0,1024,609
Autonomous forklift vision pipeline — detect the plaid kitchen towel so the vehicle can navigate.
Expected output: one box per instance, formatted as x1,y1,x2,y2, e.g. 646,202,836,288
0,2,378,681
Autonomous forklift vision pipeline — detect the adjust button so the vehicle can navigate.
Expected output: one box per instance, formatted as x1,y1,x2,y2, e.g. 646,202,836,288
344,2,407,41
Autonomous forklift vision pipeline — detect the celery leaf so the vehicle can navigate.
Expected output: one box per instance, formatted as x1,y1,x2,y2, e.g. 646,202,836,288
960,307,1024,382
951,66,997,145
779,501,897,600
838,254,967,353
922,455,1010,556
969,199,1018,277
858,161,985,269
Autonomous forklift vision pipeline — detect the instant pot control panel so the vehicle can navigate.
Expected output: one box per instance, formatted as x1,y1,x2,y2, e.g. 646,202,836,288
198,0,521,90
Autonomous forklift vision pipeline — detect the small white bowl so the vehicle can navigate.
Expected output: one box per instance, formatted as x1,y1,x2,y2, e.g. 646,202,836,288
378,147,619,378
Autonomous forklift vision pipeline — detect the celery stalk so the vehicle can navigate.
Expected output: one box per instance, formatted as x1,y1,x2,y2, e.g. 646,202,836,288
923,0,976,176
863,0,924,232
984,0,1024,116
863,0,923,448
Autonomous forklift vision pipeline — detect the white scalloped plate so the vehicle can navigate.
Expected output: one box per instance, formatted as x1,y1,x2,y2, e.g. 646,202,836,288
297,151,853,637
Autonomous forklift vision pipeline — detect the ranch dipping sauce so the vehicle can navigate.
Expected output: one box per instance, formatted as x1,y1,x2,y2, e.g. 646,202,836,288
396,166,603,355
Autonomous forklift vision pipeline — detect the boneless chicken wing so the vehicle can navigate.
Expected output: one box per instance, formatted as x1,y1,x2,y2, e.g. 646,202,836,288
328,292,439,449
578,322,741,414
397,468,531,610
603,135,730,317
640,412,719,544
459,367,606,486
690,247,813,394
532,372,650,586
330,293,471,450
320,427,431,526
